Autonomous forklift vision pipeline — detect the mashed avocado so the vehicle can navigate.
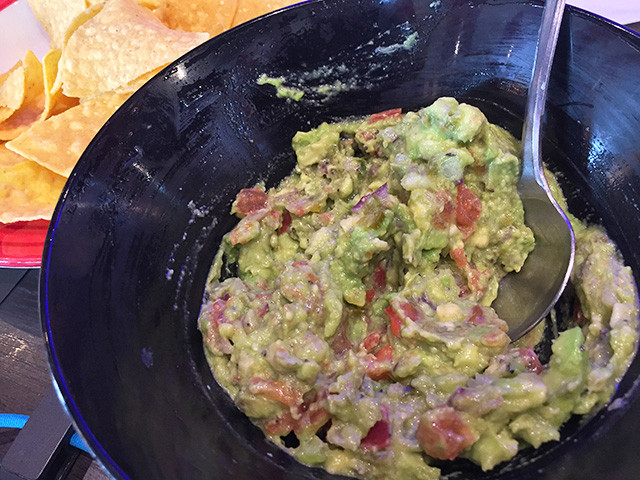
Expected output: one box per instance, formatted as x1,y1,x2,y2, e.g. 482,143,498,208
198,98,639,479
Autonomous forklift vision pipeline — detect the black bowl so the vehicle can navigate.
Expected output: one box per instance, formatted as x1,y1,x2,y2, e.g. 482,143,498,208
41,0,640,479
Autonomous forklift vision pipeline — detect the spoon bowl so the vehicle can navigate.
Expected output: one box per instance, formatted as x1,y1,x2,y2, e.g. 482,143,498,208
493,0,576,340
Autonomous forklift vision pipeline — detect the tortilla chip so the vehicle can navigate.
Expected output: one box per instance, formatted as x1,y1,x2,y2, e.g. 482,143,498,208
0,143,27,168
0,61,27,123
0,160,66,223
113,65,163,94
6,92,130,177
0,52,46,141
54,0,209,98
27,0,88,49
87,0,162,10
156,0,237,36
231,0,299,27
42,49,80,119
60,3,106,50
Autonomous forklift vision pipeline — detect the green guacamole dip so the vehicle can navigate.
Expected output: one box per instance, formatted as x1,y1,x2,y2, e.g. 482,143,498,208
198,98,639,479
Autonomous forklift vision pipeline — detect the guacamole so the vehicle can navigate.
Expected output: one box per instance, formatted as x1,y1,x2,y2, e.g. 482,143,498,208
198,98,639,479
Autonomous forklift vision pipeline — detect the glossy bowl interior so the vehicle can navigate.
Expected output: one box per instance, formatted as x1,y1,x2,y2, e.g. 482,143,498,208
41,0,640,479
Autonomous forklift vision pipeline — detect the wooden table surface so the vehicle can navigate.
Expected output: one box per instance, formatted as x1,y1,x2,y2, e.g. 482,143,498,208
0,269,109,480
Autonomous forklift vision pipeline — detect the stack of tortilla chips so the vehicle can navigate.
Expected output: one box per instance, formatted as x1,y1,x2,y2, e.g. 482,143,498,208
0,0,298,225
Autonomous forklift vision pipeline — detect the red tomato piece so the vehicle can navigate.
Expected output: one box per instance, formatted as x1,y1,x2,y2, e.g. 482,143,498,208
467,305,485,325
367,108,402,124
360,418,391,449
455,184,482,228
356,130,377,142
361,332,382,353
417,407,478,461
375,345,393,362
249,378,302,407
433,191,455,230
400,301,423,322
204,299,233,354
263,411,295,436
480,330,509,348
450,247,468,269
234,188,268,216
278,210,292,234
365,345,394,381
385,305,404,338
517,347,544,374
373,262,386,290
209,299,227,325
366,289,376,303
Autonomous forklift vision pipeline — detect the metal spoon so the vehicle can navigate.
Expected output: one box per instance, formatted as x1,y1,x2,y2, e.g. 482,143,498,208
491,0,575,341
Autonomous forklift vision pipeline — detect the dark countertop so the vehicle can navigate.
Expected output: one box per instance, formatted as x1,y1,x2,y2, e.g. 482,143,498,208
0,269,108,480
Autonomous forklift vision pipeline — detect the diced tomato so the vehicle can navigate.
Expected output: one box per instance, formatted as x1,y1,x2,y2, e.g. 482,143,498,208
278,210,292,234
366,363,392,381
365,345,394,381
209,299,227,324
366,289,376,303
517,347,544,374
455,184,482,228
263,411,296,436
450,248,486,293
417,407,478,461
450,247,468,269
360,419,391,449
373,262,386,290
264,396,331,438
400,301,423,323
361,332,382,353
318,211,334,225
204,299,232,354
249,378,302,407
385,301,422,338
480,331,509,348
361,405,391,450
467,305,485,325
367,108,402,124
356,130,377,143
229,208,269,245
385,305,404,338
375,345,393,362
234,188,268,216
433,191,455,229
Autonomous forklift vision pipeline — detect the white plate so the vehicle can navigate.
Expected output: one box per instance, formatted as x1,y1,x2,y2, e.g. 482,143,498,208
0,0,49,72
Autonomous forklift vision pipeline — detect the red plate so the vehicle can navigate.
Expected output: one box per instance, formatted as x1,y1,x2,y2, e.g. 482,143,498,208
0,220,49,268
0,1,18,11
1,0,51,268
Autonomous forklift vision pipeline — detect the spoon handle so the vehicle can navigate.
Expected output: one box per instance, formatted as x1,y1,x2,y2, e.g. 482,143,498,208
521,0,566,188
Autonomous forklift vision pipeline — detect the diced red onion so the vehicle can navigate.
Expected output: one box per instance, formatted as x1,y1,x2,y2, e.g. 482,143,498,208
352,183,388,211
